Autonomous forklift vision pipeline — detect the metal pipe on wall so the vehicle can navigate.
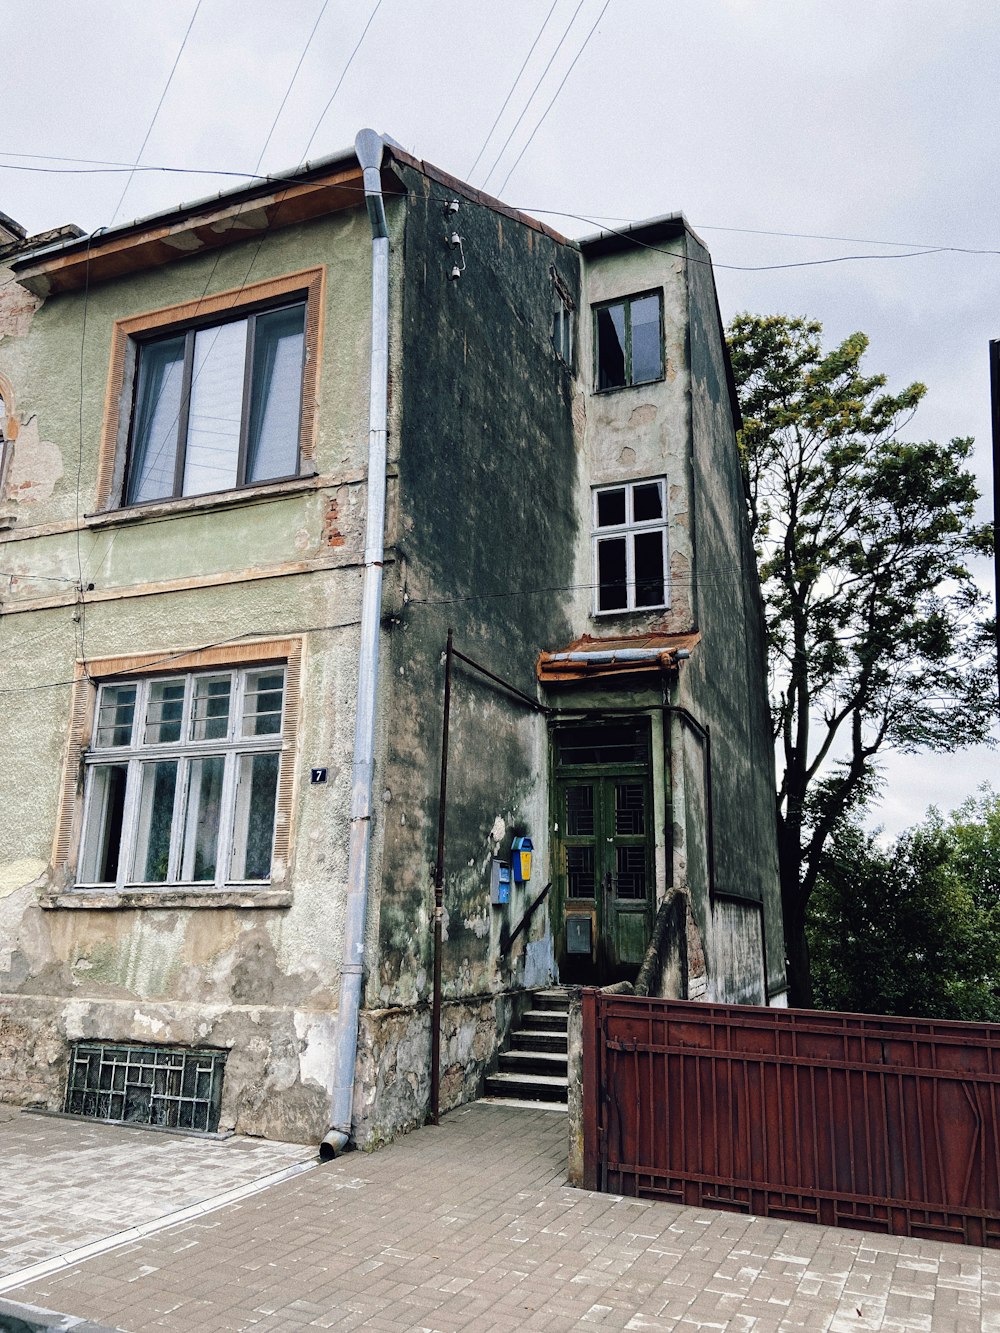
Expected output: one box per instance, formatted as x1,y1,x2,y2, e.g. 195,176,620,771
429,628,454,1125
321,129,389,1160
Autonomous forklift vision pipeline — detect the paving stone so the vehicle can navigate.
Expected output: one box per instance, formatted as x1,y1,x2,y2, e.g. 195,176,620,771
4,1101,1000,1330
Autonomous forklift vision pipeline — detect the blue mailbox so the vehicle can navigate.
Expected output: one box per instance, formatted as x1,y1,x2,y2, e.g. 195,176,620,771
511,835,533,883
490,858,512,906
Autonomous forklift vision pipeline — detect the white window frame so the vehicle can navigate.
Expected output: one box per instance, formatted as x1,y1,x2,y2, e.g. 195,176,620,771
592,478,669,615
78,665,286,892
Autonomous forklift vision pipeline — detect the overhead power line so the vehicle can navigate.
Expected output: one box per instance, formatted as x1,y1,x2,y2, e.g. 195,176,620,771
109,0,204,227
466,0,560,182
480,0,588,193
299,0,384,162
495,0,613,197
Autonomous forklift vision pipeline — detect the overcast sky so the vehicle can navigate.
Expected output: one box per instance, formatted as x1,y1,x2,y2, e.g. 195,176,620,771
2,0,996,835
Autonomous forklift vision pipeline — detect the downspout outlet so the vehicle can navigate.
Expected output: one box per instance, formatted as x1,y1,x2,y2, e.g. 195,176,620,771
319,1129,350,1160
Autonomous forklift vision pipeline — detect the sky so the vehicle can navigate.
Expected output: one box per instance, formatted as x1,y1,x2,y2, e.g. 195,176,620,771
1,0,997,835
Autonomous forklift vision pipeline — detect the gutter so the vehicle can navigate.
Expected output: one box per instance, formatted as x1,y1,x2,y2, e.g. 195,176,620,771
320,129,390,1160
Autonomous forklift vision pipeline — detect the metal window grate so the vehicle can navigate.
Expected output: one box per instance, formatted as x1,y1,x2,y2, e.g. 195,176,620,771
64,1041,227,1133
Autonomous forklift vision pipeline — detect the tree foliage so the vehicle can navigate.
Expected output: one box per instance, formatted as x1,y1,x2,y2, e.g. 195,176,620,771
810,793,1000,1021
727,314,996,1004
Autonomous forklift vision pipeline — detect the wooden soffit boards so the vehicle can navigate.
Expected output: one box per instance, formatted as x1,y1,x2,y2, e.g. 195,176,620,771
13,164,400,296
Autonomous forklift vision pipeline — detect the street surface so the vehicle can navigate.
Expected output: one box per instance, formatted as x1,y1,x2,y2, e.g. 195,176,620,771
1,1101,997,1331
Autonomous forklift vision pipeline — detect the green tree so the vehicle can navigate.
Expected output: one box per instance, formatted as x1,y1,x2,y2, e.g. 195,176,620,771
727,314,995,1006
810,794,1000,1021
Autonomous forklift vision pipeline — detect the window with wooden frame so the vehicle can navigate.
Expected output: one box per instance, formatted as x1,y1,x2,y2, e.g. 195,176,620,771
54,640,301,900
96,269,323,511
593,478,668,614
593,290,663,391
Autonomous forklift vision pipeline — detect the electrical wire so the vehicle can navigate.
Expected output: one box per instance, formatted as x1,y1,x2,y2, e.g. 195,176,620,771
495,0,612,197
299,0,384,163
466,0,560,181
108,0,204,227
480,0,588,193
253,0,333,174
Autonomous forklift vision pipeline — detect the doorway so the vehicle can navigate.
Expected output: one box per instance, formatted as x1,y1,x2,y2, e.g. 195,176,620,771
552,720,655,985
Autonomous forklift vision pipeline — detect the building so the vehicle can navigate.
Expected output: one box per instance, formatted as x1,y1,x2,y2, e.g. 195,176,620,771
0,131,786,1151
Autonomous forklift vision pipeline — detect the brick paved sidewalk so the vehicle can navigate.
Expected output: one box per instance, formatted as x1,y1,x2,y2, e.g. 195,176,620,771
0,1104,316,1283
4,1100,1000,1332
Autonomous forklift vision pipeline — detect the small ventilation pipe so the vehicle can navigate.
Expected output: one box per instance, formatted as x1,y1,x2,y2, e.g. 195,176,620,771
320,129,389,1160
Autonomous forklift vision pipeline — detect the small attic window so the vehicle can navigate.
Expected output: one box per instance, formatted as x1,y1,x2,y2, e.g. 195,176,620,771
550,267,575,365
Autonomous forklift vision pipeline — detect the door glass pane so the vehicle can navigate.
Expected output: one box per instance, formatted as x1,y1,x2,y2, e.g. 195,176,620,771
242,669,285,736
181,756,225,881
615,783,646,835
597,537,628,611
133,760,178,882
556,724,650,767
231,752,280,880
245,305,304,483
183,319,246,496
145,680,186,744
630,294,662,384
191,675,231,741
567,846,595,899
566,785,594,836
80,764,128,883
96,684,137,748
127,337,185,503
634,531,665,607
596,303,627,389
616,846,647,899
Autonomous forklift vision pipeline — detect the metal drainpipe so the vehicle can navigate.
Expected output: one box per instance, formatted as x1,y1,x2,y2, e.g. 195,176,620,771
320,129,389,1160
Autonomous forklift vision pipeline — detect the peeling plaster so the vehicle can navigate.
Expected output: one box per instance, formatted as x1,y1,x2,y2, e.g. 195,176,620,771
6,417,63,505
0,858,47,898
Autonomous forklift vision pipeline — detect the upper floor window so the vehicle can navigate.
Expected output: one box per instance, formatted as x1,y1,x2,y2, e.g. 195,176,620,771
593,478,668,613
125,302,305,505
96,267,324,513
594,291,663,391
79,665,287,890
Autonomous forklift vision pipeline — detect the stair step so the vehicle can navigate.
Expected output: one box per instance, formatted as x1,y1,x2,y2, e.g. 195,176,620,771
512,1030,568,1054
484,1071,568,1103
498,1049,568,1077
478,1096,568,1114
533,988,570,1012
521,1009,569,1032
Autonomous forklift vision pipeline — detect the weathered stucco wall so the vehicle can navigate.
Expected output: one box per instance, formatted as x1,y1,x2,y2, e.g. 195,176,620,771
0,204,386,1141
680,228,785,1003
355,166,582,1140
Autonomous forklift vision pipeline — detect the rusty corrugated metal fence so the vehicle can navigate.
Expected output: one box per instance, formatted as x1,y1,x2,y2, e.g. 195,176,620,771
582,992,1000,1247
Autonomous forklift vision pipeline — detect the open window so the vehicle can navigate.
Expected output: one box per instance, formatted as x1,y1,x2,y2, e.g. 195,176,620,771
593,478,668,614
594,290,663,391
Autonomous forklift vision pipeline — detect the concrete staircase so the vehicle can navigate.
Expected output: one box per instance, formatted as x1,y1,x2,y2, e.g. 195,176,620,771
482,988,569,1109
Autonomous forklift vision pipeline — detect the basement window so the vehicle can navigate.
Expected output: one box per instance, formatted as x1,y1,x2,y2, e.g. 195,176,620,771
65,1041,226,1132
594,290,663,391
593,478,668,613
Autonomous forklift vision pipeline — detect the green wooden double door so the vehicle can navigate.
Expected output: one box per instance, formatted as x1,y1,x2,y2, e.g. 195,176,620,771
553,722,656,985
